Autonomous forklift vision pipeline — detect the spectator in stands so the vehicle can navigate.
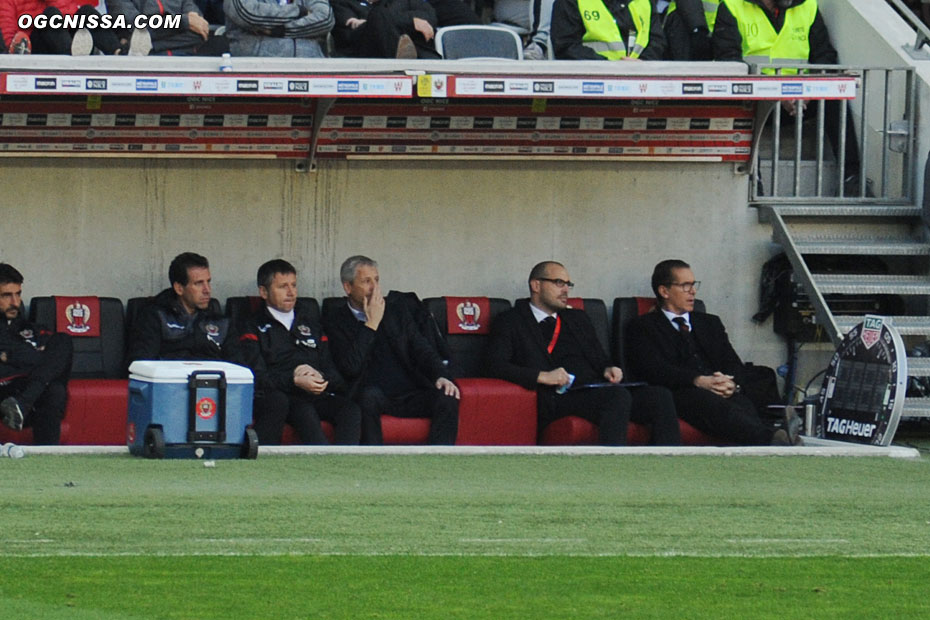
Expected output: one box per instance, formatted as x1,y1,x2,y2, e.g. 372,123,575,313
108,0,229,55
0,0,150,54
486,261,680,446
550,0,665,60
0,263,72,445
237,260,361,445
626,259,801,446
664,0,718,60
323,255,459,445
331,0,438,58
127,252,236,364
223,0,334,57
491,0,554,59
712,0,859,191
195,0,226,27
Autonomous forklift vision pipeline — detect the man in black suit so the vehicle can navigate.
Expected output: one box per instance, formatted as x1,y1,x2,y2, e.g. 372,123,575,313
323,255,459,445
627,259,799,445
486,261,680,446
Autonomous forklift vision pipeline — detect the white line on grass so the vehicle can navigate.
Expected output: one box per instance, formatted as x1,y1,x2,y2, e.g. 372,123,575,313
459,538,587,543
190,538,323,543
726,538,850,544
5,551,930,558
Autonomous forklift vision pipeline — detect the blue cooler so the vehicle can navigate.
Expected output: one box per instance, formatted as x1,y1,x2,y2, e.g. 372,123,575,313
128,361,258,459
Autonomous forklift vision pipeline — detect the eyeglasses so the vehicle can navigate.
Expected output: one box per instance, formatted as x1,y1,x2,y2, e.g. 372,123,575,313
537,277,575,289
667,281,700,293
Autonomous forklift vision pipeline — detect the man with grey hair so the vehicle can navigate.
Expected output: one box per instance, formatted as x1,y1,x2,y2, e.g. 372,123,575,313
323,255,459,445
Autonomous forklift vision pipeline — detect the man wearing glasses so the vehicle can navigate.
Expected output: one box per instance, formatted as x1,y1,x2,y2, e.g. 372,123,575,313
487,261,680,446
627,259,799,446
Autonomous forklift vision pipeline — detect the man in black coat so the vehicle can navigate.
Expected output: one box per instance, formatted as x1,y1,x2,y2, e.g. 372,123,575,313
237,260,361,445
486,261,680,446
626,259,799,445
127,252,236,366
0,263,72,444
331,0,438,58
323,255,459,445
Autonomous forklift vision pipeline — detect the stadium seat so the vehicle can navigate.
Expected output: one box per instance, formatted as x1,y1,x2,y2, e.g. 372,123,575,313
24,296,129,445
425,296,537,445
537,297,652,445
434,25,524,60
611,296,719,446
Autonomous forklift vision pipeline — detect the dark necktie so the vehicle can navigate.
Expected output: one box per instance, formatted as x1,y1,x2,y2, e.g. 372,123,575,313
673,317,689,334
540,316,557,341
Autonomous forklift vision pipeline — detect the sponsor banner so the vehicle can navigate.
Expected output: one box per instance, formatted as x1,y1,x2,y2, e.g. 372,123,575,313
449,76,856,100
816,315,907,446
2,74,413,97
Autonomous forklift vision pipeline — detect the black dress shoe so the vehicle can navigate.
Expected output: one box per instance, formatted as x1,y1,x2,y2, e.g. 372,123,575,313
0,396,24,431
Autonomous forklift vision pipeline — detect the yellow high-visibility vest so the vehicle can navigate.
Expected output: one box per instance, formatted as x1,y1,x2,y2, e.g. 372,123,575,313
721,0,817,73
579,0,652,60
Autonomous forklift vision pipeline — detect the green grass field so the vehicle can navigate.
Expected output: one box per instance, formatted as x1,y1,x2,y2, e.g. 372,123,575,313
3,452,930,618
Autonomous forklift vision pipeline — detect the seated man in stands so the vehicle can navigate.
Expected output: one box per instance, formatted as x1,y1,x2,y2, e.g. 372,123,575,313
223,0,334,57
491,0,554,59
550,0,665,60
626,259,800,446
108,0,229,56
486,261,680,446
237,260,361,445
0,263,72,445
331,0,438,59
0,0,149,54
664,0,717,60
712,0,858,189
323,255,459,445
128,252,236,364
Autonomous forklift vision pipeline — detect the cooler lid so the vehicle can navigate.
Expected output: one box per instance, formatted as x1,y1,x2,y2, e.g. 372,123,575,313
129,360,254,384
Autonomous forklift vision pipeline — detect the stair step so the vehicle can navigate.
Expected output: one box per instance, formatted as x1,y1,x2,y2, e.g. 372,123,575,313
765,205,921,218
902,397,930,418
907,358,930,377
794,239,930,255
835,315,930,336
812,274,930,295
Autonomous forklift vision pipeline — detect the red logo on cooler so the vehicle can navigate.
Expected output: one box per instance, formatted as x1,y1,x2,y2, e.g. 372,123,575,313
196,397,217,420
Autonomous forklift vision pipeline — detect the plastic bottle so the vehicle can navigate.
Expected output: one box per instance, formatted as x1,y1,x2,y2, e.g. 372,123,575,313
220,53,232,72
2,443,25,458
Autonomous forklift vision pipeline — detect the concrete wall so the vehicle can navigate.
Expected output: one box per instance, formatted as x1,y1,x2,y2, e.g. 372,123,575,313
0,155,788,369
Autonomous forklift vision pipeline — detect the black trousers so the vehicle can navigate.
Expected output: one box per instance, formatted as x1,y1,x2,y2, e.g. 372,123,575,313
253,388,361,445
628,385,681,446
31,6,121,55
543,384,631,446
672,387,774,445
358,385,459,445
0,333,72,445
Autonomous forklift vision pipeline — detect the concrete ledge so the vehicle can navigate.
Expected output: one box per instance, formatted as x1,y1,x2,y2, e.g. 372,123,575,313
14,443,921,458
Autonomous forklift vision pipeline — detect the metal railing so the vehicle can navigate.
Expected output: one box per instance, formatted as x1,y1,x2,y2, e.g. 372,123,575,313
885,0,930,53
749,65,917,205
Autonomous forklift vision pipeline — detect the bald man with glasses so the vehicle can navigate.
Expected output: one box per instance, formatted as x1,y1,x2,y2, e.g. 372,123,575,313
486,261,680,446
627,259,799,446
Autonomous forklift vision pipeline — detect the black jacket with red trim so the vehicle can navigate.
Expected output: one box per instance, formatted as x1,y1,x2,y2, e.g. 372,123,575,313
0,314,55,378
237,300,347,395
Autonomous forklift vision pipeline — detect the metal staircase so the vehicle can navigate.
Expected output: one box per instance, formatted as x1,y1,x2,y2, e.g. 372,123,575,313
759,202,930,418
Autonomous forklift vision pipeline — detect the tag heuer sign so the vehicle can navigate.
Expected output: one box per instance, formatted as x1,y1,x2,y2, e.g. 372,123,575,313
816,315,907,446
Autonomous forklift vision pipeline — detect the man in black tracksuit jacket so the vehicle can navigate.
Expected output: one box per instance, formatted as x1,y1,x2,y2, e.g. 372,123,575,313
0,263,72,444
237,260,361,445
127,252,236,365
